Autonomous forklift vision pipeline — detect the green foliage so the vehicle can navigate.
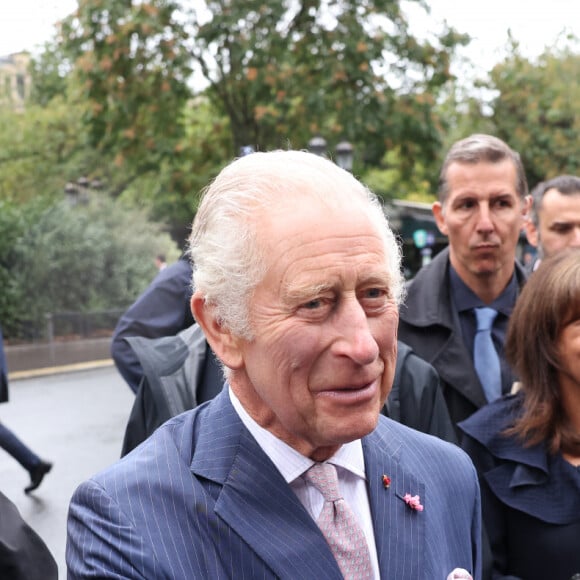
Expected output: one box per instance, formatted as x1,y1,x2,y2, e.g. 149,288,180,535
362,146,436,203
488,43,580,186
56,0,469,202
442,39,580,188
0,196,179,339
118,96,233,244
434,80,496,154
0,99,94,204
188,0,469,170
0,199,44,332
28,40,71,106
61,0,192,174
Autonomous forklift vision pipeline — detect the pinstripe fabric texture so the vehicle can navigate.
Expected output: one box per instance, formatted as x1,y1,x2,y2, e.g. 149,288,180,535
66,389,482,579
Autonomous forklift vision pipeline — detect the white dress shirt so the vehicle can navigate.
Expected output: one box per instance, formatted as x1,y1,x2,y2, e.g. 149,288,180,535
230,388,380,578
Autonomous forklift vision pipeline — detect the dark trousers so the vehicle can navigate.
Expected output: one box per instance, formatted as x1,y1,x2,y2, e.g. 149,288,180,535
0,422,40,473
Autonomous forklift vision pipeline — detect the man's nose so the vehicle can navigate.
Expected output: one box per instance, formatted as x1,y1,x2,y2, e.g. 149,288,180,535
333,299,379,365
476,204,494,232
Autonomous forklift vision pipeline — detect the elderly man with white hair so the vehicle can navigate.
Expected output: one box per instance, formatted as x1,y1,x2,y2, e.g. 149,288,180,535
67,150,480,580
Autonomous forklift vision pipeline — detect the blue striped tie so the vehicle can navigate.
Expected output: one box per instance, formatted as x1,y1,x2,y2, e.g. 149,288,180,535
473,307,501,402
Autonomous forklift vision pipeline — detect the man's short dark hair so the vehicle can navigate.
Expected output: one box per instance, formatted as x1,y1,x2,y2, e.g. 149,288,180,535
530,175,580,226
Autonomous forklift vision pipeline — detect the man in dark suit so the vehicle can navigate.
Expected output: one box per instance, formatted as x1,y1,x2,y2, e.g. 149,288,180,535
398,134,530,429
67,150,481,579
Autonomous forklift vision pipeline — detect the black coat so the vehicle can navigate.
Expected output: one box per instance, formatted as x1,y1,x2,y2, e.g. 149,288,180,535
387,341,457,444
460,395,580,580
398,247,527,428
111,258,194,393
0,491,58,580
121,327,456,456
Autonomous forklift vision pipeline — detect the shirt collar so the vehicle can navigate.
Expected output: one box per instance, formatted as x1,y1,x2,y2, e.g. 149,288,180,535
229,387,366,484
449,264,519,315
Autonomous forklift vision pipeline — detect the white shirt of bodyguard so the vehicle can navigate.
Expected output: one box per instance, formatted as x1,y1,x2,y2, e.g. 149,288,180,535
230,388,380,579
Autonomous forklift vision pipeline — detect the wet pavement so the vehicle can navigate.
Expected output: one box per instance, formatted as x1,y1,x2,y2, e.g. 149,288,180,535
0,365,134,577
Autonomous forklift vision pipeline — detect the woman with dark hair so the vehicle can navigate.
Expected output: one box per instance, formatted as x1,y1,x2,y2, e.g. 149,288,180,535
459,249,580,580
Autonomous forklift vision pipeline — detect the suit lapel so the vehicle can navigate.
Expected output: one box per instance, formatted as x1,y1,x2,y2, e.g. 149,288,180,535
364,421,425,580
191,390,342,579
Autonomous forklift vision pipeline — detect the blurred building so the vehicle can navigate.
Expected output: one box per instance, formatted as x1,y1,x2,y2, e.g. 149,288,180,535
0,51,31,111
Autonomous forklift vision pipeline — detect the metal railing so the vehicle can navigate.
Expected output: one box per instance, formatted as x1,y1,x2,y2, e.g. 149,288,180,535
44,309,126,344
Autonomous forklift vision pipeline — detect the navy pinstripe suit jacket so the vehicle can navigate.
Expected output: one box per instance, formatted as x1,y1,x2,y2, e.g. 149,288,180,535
67,388,482,579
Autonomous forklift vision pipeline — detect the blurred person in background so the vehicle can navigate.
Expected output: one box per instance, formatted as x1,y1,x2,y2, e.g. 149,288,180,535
154,253,167,271
0,324,52,494
524,174,580,272
110,255,194,393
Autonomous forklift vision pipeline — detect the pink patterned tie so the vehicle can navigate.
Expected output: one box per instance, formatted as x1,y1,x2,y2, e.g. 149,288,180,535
304,463,373,579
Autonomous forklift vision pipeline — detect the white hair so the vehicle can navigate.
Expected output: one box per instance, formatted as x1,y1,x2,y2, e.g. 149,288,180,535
189,149,403,338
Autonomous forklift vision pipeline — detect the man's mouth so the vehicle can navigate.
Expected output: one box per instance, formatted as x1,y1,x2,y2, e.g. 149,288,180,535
317,379,378,402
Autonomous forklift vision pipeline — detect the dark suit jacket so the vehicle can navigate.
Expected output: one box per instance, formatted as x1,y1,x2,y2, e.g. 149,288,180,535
0,491,58,580
68,389,482,579
460,395,580,580
398,247,527,428
388,341,457,443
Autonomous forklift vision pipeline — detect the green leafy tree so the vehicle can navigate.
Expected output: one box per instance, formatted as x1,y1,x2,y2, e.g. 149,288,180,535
488,42,579,186
0,98,97,205
362,146,435,203
2,196,179,339
60,0,192,177
118,96,232,245
0,199,45,333
187,0,469,169
60,0,469,179
28,40,71,106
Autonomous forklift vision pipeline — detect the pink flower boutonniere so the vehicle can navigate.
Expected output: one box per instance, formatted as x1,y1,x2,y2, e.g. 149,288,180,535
401,493,424,512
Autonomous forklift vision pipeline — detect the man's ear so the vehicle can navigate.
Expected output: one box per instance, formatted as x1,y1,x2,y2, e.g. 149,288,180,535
524,218,539,247
191,294,244,370
432,201,448,236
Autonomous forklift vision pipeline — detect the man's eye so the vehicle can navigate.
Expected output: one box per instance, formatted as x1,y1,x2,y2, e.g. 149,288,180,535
494,198,514,208
552,224,573,234
365,288,384,299
456,199,475,210
303,299,322,310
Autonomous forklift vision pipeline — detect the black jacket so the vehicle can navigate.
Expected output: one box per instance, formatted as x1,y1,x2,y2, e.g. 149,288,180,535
398,247,527,428
111,258,194,393
0,491,58,580
460,395,580,580
121,327,456,456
